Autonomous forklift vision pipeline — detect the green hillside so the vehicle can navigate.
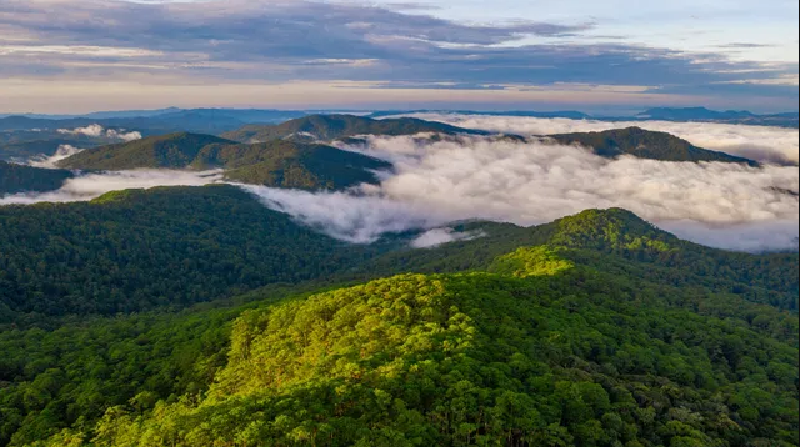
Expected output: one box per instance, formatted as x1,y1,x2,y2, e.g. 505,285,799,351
0,185,392,319
549,127,760,165
0,192,797,447
0,211,795,447
55,133,390,189
56,132,236,170
221,114,488,143
0,161,73,196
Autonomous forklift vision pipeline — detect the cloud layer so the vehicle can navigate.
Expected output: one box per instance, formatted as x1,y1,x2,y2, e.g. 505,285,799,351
0,170,222,205
396,114,800,165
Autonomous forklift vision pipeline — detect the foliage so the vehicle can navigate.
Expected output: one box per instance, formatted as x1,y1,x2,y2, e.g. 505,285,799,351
549,127,759,165
21,262,797,447
0,185,391,319
0,162,73,196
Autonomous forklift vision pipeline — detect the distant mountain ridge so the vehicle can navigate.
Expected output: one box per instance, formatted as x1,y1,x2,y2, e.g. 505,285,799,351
548,126,761,165
57,131,392,190
221,114,489,143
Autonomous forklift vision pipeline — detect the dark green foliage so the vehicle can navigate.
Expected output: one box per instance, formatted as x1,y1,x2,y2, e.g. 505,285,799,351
193,141,391,189
0,162,73,196
57,132,237,170
0,185,388,318
0,140,86,161
549,127,760,165
221,114,488,143
55,133,390,189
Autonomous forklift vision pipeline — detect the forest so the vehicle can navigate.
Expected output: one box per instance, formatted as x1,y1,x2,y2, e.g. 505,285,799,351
0,162,73,196
0,193,797,447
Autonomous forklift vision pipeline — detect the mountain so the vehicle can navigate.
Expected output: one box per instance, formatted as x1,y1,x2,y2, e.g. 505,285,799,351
56,132,237,170
0,185,398,320
636,107,799,128
549,126,760,165
1,205,796,447
56,133,391,189
0,161,73,196
221,114,489,143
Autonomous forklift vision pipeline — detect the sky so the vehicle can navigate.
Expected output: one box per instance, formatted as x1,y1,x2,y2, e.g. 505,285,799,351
0,0,797,113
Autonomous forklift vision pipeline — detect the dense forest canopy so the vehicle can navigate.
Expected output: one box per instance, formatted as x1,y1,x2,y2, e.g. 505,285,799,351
548,127,761,165
0,204,796,446
0,162,73,196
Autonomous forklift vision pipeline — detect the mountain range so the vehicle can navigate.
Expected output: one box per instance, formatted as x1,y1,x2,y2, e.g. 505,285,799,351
0,188,796,446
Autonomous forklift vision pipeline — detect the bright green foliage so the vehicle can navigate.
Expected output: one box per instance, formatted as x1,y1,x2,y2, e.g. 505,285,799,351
549,127,759,165
30,263,797,447
0,162,73,196
489,246,575,277
221,114,487,143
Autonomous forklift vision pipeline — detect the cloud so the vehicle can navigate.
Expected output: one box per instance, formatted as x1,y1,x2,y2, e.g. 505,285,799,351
392,114,800,164
57,124,142,141
0,0,796,108
410,227,485,248
27,144,83,168
253,133,798,250
0,170,222,205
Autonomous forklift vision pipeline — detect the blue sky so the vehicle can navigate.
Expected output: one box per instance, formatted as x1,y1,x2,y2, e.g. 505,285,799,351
0,0,797,113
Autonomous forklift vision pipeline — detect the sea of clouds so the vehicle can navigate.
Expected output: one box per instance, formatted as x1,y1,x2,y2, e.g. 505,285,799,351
2,116,798,251
392,114,800,166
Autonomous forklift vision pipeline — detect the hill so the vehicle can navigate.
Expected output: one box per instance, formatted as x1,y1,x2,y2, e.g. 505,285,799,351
549,126,760,165
0,161,73,196
221,114,488,143
56,133,391,189
636,107,799,127
0,185,398,319
56,132,236,170
0,206,796,447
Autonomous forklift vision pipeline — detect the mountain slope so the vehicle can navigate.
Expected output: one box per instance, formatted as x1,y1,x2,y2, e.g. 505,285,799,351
1,206,797,447
549,126,758,166
549,127,760,165
57,132,236,170
0,161,73,196
22,253,798,447
56,133,391,189
221,114,488,143
0,185,392,318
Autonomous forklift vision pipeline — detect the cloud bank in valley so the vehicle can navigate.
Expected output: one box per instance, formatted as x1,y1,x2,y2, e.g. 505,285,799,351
248,134,799,250
394,114,800,165
0,170,222,205
27,144,83,168
57,124,142,142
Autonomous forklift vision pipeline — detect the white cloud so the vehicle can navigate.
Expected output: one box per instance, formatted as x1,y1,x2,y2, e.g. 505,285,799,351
390,114,800,165
266,134,798,250
0,170,222,205
27,144,83,168
410,227,484,248
57,124,142,142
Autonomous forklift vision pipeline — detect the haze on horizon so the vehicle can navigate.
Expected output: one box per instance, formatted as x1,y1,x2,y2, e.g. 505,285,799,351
0,0,797,114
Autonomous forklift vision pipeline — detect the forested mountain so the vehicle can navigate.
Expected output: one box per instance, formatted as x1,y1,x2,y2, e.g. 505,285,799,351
56,132,237,170
55,133,391,189
0,185,396,320
0,204,796,447
548,127,760,165
0,162,73,196
221,114,488,143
